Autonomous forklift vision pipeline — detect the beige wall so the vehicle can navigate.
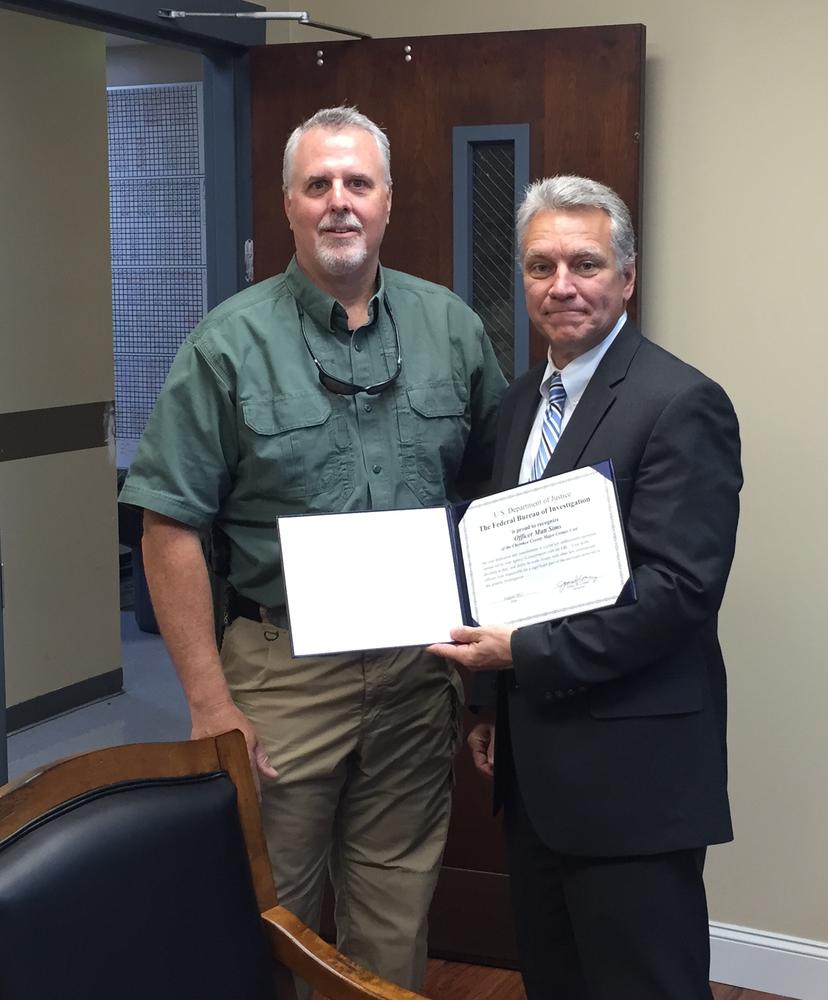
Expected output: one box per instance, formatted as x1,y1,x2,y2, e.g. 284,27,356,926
0,0,822,953
0,10,120,705
0,450,121,706
265,0,828,944
1,14,115,411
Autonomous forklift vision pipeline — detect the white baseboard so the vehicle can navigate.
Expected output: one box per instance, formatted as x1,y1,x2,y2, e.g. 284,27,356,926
710,921,828,1000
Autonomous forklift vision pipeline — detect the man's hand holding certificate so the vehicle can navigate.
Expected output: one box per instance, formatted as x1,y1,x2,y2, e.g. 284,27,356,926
427,623,517,671
277,461,635,657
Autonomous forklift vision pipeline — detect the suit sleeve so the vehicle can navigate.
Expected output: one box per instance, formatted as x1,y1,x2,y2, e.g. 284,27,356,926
511,377,742,701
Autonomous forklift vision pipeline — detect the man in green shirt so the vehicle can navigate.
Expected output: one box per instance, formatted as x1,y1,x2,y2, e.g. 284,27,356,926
120,106,506,993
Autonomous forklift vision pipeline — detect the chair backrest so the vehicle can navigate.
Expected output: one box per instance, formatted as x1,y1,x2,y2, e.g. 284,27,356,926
0,732,280,1000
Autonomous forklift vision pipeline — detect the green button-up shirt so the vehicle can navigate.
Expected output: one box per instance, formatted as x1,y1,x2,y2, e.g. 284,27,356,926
120,257,507,608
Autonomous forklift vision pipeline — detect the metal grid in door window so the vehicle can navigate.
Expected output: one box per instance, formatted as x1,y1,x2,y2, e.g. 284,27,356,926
452,124,530,380
107,84,203,178
471,142,516,379
107,83,207,459
109,177,205,268
112,268,205,359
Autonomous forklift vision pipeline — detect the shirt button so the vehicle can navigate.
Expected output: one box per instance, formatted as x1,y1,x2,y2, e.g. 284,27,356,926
364,403,373,413
372,464,382,474
354,342,362,352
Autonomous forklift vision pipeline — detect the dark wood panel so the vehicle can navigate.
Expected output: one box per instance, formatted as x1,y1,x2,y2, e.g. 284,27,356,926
251,25,644,372
251,24,644,964
253,32,545,287
536,27,644,363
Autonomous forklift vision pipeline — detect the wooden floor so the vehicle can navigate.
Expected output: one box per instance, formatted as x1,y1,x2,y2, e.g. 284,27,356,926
419,960,791,999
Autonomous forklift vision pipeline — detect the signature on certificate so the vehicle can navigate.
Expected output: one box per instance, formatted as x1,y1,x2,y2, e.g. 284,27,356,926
558,574,599,592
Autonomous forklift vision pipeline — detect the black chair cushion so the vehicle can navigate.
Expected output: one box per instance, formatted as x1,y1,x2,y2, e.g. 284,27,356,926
0,772,275,1000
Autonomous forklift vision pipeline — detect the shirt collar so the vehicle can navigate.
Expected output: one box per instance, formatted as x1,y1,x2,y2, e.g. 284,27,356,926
539,311,628,405
285,256,384,333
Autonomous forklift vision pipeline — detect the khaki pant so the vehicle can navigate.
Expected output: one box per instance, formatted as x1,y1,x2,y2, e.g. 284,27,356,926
220,616,463,994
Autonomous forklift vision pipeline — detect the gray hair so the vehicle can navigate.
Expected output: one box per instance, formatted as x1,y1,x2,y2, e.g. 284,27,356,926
282,105,391,192
516,175,636,270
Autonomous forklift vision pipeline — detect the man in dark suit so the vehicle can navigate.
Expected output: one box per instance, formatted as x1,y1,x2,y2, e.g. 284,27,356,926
429,176,742,999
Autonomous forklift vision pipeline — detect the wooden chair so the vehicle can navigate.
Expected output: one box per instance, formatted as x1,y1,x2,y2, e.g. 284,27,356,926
0,731,427,1000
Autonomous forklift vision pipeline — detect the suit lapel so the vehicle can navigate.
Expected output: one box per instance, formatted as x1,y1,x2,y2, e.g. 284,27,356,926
544,321,643,477
501,364,546,487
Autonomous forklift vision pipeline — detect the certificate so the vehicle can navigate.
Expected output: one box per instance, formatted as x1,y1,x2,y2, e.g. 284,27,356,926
458,463,633,627
277,461,634,656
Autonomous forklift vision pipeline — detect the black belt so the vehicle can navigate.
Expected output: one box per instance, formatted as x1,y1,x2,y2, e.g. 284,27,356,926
231,593,287,625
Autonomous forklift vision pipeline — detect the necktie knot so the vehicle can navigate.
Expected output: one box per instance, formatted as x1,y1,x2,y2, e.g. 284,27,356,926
548,374,566,404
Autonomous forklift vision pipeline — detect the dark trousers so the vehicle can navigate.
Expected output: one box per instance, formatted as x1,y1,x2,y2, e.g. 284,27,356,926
503,777,713,1000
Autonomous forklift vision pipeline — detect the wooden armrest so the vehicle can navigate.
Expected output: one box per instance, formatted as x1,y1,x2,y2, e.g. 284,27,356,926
261,905,428,1000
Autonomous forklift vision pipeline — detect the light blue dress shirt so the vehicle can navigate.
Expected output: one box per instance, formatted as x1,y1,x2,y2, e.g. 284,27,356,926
518,312,627,484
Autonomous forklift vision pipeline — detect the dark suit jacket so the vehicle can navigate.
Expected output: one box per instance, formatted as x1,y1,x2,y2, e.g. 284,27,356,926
487,320,742,857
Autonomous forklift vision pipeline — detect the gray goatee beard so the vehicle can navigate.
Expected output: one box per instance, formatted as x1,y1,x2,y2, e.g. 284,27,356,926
316,239,368,274
315,212,367,275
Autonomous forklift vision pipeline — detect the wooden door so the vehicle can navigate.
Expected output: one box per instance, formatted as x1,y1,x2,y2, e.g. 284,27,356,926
250,24,644,965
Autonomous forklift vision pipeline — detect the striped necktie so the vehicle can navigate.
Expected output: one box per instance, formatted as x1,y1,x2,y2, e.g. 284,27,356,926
531,373,567,480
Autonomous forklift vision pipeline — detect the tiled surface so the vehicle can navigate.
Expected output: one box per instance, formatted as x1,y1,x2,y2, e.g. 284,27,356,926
7,613,190,780
107,83,207,449
107,85,202,178
110,177,205,267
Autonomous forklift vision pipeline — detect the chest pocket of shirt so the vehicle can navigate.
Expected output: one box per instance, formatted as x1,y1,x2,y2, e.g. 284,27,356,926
241,394,351,500
405,381,470,492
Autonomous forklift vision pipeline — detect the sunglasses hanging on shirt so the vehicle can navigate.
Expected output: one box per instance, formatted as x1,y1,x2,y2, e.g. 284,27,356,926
297,298,402,396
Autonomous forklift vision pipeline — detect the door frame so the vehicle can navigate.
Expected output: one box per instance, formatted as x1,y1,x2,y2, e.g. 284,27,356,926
0,0,263,782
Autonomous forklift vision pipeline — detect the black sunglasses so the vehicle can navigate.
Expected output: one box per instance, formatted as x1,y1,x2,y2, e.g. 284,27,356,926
297,299,402,396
